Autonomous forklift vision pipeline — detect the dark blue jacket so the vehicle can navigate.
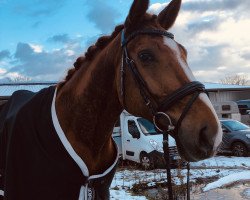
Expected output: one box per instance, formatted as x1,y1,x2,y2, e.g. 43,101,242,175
0,86,117,200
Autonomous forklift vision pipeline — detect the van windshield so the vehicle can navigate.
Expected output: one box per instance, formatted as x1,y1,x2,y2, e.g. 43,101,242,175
137,118,160,136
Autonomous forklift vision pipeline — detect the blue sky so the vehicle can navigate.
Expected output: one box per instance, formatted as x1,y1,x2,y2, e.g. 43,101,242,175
1,0,250,82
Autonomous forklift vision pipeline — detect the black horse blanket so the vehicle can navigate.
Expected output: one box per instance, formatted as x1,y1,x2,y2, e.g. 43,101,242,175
0,86,118,200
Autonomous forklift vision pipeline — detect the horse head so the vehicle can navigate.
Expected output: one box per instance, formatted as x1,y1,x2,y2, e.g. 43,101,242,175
116,0,222,162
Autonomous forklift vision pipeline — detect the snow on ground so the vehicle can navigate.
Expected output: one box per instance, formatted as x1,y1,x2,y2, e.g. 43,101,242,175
110,190,147,200
243,188,250,197
110,156,250,199
203,171,250,192
191,156,250,169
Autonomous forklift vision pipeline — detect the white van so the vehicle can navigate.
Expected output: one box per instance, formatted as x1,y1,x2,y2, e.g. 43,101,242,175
112,111,181,169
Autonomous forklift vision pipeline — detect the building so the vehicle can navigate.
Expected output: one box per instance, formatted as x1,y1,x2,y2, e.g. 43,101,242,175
205,83,250,124
1,81,250,123
0,81,250,103
0,81,57,106
206,82,250,103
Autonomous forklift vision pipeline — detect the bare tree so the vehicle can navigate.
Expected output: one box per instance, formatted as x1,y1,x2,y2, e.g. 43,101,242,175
10,75,31,82
220,74,249,85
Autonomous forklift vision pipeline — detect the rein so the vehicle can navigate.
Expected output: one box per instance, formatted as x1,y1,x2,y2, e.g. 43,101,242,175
121,28,206,200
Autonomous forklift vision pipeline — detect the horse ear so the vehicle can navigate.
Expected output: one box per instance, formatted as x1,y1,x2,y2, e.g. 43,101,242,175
157,0,182,30
125,0,149,30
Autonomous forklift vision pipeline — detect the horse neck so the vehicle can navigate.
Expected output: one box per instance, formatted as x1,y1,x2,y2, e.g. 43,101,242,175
56,38,122,174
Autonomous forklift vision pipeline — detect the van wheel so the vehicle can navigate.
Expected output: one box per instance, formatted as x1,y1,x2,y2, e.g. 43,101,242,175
140,153,153,170
232,142,248,157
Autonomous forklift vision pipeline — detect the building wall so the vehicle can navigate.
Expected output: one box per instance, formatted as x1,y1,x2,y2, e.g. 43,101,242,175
208,90,250,125
209,90,250,103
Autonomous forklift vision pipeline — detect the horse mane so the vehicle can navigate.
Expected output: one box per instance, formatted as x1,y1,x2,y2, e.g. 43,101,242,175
62,24,124,84
59,14,158,88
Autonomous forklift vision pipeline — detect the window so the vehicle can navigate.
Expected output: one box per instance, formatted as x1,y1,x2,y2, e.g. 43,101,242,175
137,118,160,135
238,105,249,115
128,120,139,136
222,114,230,118
222,120,249,131
222,105,230,111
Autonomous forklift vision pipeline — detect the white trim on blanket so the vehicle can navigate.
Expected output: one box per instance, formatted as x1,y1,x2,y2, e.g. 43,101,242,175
0,189,4,196
51,88,119,180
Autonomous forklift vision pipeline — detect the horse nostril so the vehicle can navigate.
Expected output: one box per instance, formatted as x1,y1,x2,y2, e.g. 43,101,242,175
199,126,213,154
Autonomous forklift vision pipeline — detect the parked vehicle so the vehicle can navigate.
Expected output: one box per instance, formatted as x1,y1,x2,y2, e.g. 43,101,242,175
112,111,182,169
236,100,250,110
236,100,250,125
213,101,241,121
219,119,250,156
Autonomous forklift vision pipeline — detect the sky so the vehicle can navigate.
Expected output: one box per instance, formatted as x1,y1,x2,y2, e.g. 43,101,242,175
0,0,250,83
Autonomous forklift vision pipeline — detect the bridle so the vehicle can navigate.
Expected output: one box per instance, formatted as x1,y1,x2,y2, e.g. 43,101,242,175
121,29,206,133
120,28,206,200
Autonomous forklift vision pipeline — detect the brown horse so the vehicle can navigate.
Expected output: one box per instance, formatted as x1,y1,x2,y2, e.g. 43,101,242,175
0,0,222,199
57,0,222,173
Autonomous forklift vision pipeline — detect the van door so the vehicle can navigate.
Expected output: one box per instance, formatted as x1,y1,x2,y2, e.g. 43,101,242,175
122,119,141,162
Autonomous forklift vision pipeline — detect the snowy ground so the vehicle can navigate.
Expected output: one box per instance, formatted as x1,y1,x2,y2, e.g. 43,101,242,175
110,156,250,199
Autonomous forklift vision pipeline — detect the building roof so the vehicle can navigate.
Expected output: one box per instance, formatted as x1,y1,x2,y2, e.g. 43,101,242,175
204,82,250,92
0,81,57,99
0,81,250,99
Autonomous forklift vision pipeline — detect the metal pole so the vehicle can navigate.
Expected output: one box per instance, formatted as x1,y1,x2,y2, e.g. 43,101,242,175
186,162,190,200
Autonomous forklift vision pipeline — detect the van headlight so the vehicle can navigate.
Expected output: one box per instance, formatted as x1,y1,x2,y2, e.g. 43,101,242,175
246,134,250,139
149,139,164,153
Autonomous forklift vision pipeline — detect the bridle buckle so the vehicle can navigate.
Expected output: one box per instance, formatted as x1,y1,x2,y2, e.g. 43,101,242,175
153,112,175,133
146,100,151,106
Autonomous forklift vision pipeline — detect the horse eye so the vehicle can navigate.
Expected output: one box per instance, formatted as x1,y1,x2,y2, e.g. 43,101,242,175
138,51,155,62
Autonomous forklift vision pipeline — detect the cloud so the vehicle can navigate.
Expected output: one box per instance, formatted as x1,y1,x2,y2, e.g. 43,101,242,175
148,3,168,15
30,44,43,53
86,0,121,33
183,0,241,12
0,50,10,60
241,52,250,61
7,37,84,81
187,16,221,35
189,44,228,71
189,44,250,82
48,34,70,43
180,0,250,17
148,1,250,83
